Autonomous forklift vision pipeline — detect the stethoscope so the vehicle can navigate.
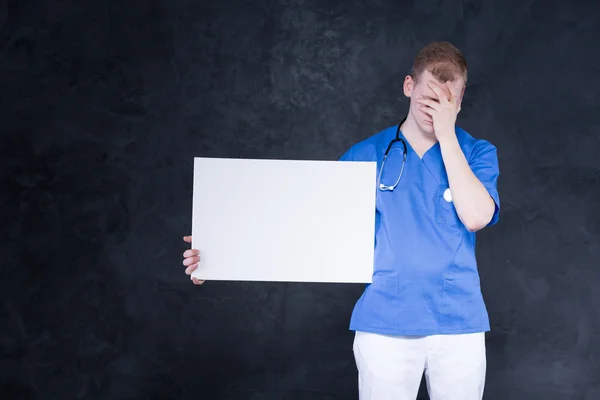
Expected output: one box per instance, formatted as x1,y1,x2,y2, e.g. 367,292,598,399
377,117,408,191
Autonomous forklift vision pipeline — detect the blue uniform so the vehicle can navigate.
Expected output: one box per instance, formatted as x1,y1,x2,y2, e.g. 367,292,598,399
340,125,500,336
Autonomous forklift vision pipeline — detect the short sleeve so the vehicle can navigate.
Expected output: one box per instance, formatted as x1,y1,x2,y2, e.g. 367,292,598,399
469,140,500,226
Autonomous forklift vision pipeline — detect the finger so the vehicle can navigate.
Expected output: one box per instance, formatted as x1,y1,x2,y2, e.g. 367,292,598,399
417,99,439,111
445,81,456,104
185,263,198,275
420,106,434,116
183,256,201,267
427,81,449,104
191,277,205,285
419,102,437,118
183,249,200,258
183,236,192,243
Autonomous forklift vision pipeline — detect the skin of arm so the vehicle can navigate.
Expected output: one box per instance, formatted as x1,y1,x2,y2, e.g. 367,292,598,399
417,81,495,232
437,135,495,232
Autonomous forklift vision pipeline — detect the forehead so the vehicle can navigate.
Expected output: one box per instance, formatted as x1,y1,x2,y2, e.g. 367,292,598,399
416,69,464,97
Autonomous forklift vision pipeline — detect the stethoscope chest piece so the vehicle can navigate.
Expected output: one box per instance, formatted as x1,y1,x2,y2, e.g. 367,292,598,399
443,188,453,203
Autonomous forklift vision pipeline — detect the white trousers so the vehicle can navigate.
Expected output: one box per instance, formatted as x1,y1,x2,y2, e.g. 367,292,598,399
353,331,486,400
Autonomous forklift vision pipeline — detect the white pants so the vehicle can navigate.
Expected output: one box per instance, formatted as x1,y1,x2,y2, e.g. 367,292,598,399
353,331,486,400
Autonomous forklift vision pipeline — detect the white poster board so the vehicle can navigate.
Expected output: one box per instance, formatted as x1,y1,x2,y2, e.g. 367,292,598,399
190,157,376,283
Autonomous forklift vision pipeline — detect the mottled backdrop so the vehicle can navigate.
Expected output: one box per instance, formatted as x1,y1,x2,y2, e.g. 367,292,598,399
2,0,600,399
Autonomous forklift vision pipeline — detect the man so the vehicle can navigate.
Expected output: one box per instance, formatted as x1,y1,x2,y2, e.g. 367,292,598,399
182,41,500,400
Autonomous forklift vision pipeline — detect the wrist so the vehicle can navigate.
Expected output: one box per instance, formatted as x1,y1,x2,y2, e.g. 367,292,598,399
437,129,458,146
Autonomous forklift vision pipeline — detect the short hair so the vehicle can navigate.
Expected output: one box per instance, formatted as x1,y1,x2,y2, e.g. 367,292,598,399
411,41,468,83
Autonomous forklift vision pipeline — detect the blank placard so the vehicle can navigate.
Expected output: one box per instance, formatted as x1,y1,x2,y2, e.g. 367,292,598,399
190,157,376,283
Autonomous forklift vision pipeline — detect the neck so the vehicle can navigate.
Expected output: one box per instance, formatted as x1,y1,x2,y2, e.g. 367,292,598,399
401,115,437,145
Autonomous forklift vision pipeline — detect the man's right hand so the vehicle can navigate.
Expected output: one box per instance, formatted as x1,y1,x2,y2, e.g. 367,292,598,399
183,235,204,285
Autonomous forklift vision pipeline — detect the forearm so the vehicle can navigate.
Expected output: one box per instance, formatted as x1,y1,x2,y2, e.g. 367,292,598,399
438,134,495,232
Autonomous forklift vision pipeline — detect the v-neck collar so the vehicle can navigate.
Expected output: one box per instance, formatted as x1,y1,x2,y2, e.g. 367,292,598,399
411,141,438,160
397,128,445,184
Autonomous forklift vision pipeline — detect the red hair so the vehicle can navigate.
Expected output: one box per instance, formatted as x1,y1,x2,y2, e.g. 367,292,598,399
411,41,468,83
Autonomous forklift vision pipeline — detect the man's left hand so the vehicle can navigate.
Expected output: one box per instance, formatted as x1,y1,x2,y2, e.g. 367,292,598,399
417,81,461,141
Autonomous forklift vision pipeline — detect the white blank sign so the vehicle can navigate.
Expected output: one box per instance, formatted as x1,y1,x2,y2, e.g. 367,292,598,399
190,157,376,283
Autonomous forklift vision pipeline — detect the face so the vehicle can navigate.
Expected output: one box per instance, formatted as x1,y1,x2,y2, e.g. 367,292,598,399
403,69,465,134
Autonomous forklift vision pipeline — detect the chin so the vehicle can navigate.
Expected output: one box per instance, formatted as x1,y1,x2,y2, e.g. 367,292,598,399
420,121,435,133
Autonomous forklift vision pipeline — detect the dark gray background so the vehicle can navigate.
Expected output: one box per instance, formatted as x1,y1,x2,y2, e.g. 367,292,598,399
2,0,599,399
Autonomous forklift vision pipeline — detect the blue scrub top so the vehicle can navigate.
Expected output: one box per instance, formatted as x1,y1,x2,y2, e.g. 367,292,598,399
340,125,500,336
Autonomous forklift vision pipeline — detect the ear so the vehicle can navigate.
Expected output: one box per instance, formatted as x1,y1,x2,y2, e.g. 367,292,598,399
403,75,414,98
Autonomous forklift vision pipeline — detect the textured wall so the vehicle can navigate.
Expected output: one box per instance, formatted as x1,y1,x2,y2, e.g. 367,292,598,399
2,0,600,399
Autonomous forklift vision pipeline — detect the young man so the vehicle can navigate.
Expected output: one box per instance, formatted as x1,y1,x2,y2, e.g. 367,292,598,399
182,41,500,400
339,41,500,400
